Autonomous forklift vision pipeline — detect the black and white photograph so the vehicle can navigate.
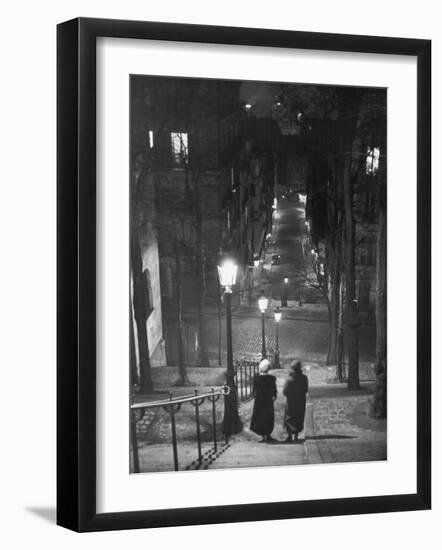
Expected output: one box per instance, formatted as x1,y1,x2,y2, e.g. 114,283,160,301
129,75,387,474
0,0,435,543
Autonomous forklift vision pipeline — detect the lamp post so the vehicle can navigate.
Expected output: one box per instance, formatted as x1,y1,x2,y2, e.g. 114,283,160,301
281,275,288,307
253,256,260,295
258,291,268,359
217,258,242,437
247,264,254,306
273,307,281,368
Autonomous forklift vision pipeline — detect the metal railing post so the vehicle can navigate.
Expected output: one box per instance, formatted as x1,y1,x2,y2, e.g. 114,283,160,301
168,392,179,472
194,390,202,465
130,386,230,472
211,387,217,452
130,408,140,474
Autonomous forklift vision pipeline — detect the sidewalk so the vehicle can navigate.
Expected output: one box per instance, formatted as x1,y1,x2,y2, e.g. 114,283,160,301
208,370,308,470
210,376,386,470
133,373,386,473
304,383,387,464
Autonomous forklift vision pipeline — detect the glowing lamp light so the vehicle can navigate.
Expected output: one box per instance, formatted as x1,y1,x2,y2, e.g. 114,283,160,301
244,103,252,111
274,307,282,323
311,249,315,255
258,293,268,313
217,259,237,292
284,276,289,284
148,130,154,149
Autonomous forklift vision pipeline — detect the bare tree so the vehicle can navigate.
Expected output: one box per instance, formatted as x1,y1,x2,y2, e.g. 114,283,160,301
275,85,386,390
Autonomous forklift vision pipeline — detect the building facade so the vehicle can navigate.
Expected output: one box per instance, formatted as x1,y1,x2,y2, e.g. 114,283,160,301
130,76,282,367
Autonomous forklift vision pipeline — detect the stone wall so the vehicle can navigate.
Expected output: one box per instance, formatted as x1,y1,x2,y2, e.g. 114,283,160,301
303,362,375,386
134,408,162,440
311,395,372,436
151,366,226,390
148,364,375,390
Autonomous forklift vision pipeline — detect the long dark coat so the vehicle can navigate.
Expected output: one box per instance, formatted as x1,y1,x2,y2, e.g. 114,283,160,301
283,373,308,434
250,374,277,436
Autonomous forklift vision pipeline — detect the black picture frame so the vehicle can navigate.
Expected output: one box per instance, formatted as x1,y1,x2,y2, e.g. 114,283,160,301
57,17,431,532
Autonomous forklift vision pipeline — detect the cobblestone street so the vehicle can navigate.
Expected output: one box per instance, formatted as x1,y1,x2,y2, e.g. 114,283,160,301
187,197,375,366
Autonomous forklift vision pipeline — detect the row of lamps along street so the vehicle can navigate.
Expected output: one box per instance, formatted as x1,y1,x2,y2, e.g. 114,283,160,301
217,258,285,436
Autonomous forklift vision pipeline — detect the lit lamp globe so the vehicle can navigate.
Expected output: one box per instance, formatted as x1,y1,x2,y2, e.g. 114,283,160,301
258,293,268,313
217,259,237,293
274,307,282,323
284,276,289,284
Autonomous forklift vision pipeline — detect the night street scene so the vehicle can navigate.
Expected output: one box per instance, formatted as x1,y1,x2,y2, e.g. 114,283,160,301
129,75,387,474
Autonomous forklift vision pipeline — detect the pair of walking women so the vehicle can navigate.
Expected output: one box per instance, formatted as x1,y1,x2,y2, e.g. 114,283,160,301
250,359,308,443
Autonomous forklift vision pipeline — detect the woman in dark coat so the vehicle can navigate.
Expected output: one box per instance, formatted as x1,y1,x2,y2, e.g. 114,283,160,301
283,361,308,442
250,359,277,442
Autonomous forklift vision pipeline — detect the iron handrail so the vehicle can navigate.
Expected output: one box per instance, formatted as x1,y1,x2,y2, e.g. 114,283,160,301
130,385,231,473
131,386,230,410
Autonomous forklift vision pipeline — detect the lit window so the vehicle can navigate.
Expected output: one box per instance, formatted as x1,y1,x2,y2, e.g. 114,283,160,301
366,146,380,175
148,130,154,149
171,132,188,164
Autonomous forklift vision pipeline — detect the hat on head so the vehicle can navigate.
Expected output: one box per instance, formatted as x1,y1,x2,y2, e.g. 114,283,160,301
259,359,271,373
290,360,302,375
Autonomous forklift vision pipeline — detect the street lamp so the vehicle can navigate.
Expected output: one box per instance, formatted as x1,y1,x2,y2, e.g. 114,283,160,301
258,291,268,358
274,307,282,368
217,258,242,437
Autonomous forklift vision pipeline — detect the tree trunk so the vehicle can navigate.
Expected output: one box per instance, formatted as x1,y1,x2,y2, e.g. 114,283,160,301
327,272,341,366
326,241,341,366
195,180,210,367
325,142,344,372
372,179,387,417
337,278,345,382
339,89,363,390
174,243,188,385
344,154,360,390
